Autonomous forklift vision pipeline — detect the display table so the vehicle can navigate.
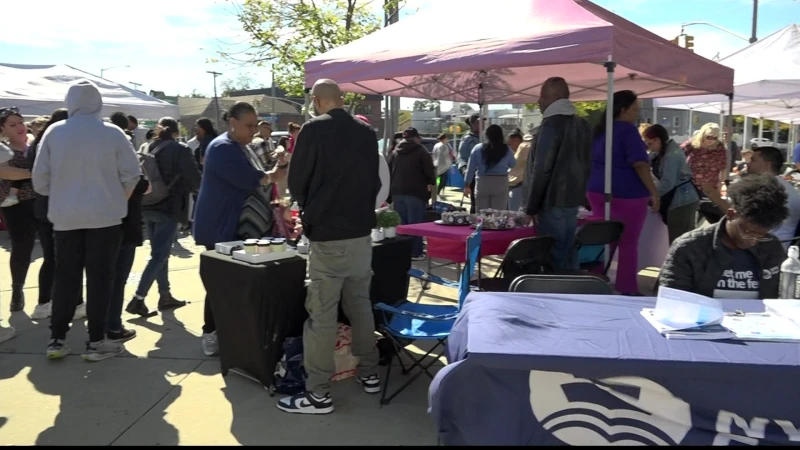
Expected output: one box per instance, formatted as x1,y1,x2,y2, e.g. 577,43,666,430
430,292,800,446
199,236,412,390
200,251,307,390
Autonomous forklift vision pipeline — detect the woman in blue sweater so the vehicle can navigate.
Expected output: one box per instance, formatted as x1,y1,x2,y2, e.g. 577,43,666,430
192,101,278,356
464,124,516,211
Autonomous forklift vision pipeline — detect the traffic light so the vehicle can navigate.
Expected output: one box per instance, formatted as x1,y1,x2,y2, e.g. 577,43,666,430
670,36,680,45
684,35,695,51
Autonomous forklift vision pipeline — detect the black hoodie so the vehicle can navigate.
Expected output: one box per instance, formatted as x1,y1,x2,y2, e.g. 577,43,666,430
387,140,436,203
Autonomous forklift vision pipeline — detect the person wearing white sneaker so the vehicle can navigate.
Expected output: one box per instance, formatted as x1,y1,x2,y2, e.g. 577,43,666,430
33,79,141,362
278,79,381,415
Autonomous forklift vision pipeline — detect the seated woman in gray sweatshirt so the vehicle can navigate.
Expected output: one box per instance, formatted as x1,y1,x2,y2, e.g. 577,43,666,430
32,79,142,362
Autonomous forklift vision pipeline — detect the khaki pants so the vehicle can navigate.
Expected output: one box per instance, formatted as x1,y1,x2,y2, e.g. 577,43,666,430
304,236,379,394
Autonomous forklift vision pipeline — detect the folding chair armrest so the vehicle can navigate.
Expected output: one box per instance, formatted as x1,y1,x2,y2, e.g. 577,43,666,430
374,303,459,321
408,268,459,288
780,236,800,244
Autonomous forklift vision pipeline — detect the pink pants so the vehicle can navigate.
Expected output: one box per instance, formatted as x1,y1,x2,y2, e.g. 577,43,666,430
587,192,649,294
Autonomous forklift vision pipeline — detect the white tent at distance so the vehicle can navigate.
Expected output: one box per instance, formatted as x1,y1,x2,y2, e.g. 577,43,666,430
653,24,800,121
0,63,179,120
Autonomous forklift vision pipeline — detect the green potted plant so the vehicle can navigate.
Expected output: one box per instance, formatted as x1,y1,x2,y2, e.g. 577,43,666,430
376,209,402,239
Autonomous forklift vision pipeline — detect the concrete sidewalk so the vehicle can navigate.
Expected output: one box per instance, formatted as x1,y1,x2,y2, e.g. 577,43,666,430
0,233,451,446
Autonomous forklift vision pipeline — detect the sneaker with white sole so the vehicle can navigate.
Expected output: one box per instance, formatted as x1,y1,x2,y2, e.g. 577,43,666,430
202,331,219,356
46,339,71,359
277,392,334,415
31,302,52,320
0,326,16,345
82,340,124,362
356,374,381,394
73,302,87,321
411,253,427,261
1,194,19,208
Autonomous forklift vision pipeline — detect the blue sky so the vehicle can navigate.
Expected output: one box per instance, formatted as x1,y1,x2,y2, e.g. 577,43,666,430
3,0,798,109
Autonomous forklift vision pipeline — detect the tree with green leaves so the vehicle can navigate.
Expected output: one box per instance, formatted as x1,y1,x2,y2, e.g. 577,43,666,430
224,0,402,100
220,74,260,97
524,101,606,118
412,100,440,112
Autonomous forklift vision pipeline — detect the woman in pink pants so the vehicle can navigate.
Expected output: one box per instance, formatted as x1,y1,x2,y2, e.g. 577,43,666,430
586,91,659,295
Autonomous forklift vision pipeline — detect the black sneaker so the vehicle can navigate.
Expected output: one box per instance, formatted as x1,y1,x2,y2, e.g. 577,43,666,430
276,392,334,415
356,374,381,394
107,327,137,343
125,298,156,318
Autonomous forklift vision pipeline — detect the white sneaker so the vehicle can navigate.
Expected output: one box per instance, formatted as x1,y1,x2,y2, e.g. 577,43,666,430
0,326,16,345
31,302,52,320
202,331,219,356
82,339,124,362
1,194,19,208
73,302,87,321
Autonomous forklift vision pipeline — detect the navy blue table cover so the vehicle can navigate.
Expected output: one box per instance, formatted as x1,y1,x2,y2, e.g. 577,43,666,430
429,293,800,446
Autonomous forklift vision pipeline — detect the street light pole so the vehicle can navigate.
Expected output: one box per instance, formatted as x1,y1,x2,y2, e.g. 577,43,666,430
100,65,130,79
207,71,223,130
130,82,142,91
750,0,759,43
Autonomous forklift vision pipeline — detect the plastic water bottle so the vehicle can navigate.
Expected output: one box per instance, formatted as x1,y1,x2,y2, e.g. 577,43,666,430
290,201,300,219
779,246,800,299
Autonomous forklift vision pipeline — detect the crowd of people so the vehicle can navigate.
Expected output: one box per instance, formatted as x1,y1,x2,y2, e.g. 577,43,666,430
1,74,799,417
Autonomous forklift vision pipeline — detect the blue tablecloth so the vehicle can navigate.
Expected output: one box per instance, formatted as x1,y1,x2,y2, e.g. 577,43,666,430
429,293,800,446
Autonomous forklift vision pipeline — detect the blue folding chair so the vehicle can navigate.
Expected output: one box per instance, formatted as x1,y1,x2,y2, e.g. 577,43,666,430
373,220,483,405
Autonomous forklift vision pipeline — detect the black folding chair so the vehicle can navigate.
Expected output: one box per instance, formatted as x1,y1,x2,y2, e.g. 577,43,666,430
509,274,613,295
472,236,555,292
572,220,625,277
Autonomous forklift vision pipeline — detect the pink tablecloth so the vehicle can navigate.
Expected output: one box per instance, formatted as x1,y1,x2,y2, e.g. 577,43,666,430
397,222,537,263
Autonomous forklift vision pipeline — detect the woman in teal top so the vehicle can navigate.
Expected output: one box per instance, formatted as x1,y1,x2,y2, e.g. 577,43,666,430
464,124,516,211
644,124,700,244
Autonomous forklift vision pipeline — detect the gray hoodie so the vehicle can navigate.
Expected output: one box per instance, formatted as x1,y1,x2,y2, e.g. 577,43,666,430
32,79,142,231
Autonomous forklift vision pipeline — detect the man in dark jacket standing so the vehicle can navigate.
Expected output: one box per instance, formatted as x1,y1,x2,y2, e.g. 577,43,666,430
125,117,202,317
280,79,381,415
524,77,591,270
387,127,436,260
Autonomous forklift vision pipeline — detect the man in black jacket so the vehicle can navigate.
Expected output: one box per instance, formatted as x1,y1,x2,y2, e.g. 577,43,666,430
659,174,787,299
523,77,591,270
125,117,202,317
280,79,381,415
387,127,436,260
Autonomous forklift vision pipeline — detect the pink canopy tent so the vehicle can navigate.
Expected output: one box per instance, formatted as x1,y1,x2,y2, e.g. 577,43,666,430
304,0,734,104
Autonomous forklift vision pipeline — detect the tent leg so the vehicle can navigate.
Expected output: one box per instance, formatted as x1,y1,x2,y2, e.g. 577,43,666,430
603,57,616,272
725,94,734,186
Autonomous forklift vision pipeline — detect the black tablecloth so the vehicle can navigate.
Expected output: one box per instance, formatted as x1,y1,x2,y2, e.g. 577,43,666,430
199,236,412,389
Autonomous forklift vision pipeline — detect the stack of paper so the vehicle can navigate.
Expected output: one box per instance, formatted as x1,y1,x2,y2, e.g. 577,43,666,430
641,308,735,340
722,314,800,343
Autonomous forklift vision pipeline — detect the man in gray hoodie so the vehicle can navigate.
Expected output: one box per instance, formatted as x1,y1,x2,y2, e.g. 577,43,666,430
33,79,142,362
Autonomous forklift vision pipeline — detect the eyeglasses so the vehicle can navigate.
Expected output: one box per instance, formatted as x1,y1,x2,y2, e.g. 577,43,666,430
704,135,718,141
0,107,20,118
734,219,772,242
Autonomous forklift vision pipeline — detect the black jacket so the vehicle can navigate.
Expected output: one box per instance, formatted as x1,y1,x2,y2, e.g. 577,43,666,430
122,176,151,246
524,114,591,215
288,108,380,242
659,218,784,298
387,140,436,203
143,139,202,225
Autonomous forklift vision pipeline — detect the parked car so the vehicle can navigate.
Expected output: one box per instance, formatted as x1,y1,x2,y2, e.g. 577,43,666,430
750,137,774,148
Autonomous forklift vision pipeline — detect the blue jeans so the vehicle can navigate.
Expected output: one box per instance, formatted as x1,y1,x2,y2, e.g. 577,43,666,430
508,185,524,212
107,243,137,332
392,195,426,257
135,211,177,298
537,207,579,271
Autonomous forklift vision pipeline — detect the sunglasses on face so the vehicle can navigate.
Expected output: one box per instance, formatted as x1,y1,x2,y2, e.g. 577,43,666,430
705,135,718,141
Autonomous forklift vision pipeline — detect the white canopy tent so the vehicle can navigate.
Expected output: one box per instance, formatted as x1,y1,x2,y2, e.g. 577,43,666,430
0,63,179,120
653,24,800,144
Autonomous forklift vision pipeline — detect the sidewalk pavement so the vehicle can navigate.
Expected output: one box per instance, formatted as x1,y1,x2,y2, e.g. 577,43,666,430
0,233,455,446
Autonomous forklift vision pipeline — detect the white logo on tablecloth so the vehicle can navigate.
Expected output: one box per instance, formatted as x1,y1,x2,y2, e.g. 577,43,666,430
528,371,692,445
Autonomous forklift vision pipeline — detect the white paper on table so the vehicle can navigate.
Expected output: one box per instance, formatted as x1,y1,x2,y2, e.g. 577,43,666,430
653,286,724,330
722,314,800,342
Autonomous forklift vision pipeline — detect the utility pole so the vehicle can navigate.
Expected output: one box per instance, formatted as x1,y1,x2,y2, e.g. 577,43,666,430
385,0,400,140
207,71,223,130
100,65,130,79
130,81,142,91
750,0,759,43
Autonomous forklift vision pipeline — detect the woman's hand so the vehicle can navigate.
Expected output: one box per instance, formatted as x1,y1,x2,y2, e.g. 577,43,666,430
464,186,472,197
650,192,661,212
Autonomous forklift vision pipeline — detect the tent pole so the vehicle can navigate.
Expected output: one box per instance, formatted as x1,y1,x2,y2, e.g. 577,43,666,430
478,82,485,138
603,57,616,272
304,89,311,121
688,109,694,135
758,115,764,140
652,105,657,126
382,96,390,156
743,117,750,150
725,94,734,187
